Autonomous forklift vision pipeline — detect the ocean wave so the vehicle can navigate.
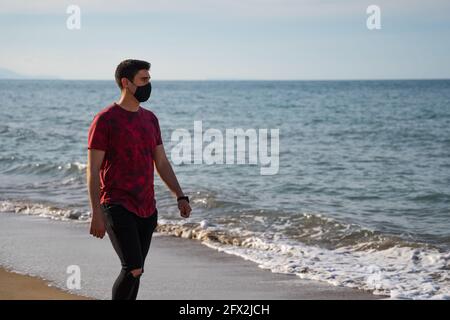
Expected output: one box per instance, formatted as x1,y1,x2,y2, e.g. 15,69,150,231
0,125,39,140
190,191,221,209
156,217,450,299
408,192,450,203
155,211,428,252
1,161,87,176
0,125,9,134
0,199,90,221
189,191,240,209
202,237,450,300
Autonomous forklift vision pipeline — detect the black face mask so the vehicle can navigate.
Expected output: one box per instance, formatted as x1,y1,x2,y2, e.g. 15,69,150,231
130,82,151,102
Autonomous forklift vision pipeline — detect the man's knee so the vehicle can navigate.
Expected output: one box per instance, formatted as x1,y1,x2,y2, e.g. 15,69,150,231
130,268,142,278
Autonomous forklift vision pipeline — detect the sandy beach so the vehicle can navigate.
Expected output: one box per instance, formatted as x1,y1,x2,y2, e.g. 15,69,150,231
0,267,90,300
0,211,381,300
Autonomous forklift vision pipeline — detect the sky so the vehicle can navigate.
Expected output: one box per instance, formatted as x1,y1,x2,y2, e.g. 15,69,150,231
0,0,449,80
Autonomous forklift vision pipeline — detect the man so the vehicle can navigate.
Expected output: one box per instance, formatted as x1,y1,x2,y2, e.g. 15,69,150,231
87,59,192,300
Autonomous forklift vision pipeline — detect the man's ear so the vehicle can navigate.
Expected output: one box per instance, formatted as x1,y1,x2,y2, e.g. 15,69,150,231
121,77,130,90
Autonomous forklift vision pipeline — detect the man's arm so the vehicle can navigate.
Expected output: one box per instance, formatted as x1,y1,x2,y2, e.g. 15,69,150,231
87,149,107,238
153,144,192,218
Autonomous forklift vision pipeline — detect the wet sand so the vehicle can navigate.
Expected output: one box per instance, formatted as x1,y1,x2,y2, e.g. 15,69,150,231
0,267,90,300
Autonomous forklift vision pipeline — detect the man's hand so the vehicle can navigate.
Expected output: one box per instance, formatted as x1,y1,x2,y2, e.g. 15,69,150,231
90,209,106,239
178,199,192,218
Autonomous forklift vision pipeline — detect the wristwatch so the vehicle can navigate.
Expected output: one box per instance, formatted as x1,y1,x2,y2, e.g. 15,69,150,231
177,195,189,203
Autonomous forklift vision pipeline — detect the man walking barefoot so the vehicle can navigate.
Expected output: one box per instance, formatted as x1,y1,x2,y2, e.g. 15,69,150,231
87,59,192,300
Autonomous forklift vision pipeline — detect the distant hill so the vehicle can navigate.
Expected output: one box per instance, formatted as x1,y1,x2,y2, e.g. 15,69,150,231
0,67,59,80
0,67,26,79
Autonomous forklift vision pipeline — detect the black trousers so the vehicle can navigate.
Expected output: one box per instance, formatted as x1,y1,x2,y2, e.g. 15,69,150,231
101,203,158,300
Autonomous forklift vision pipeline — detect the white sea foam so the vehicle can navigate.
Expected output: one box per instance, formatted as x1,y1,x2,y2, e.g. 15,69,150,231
0,200,90,221
156,216,450,300
201,235,450,299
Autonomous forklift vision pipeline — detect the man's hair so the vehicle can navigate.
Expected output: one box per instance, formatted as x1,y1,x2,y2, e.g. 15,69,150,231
115,59,151,89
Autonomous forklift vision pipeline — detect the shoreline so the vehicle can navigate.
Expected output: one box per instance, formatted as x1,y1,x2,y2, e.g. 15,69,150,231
0,212,382,300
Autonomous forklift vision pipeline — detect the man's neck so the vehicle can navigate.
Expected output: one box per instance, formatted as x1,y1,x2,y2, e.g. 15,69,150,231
117,92,140,112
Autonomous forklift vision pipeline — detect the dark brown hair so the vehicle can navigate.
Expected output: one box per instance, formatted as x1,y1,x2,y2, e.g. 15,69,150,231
115,59,151,89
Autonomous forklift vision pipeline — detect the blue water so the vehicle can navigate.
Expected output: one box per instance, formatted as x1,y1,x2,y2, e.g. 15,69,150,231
1,79,449,298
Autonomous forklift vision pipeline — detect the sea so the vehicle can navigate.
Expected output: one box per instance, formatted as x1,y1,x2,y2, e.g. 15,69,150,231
0,79,449,299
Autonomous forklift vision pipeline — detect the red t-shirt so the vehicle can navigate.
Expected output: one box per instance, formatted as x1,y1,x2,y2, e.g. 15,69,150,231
87,103,163,217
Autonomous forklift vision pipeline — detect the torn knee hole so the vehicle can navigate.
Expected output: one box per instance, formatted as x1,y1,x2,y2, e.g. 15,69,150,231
130,268,143,278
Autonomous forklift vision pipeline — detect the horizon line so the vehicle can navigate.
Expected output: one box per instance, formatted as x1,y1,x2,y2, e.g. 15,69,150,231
1,77,450,81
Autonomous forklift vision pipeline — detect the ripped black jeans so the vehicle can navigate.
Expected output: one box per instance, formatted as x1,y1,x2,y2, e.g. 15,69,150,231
101,203,158,300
